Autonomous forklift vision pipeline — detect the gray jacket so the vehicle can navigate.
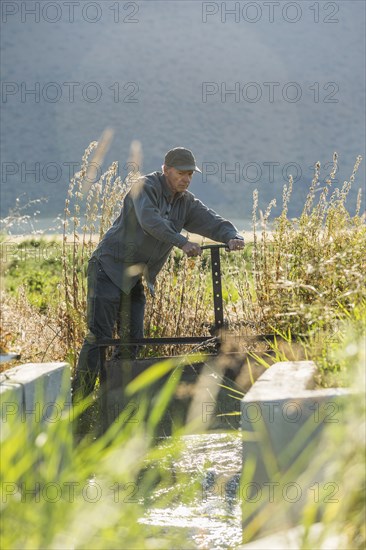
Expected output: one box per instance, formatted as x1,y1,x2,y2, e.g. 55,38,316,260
93,171,243,293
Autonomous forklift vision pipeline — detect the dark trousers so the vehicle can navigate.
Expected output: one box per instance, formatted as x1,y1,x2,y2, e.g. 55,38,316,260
72,258,146,401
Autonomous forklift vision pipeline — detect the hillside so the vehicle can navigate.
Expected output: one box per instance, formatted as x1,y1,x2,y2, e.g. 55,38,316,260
1,1,365,224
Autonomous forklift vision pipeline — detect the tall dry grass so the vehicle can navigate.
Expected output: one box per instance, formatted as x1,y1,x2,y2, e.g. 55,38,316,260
252,153,365,337
57,139,255,364
60,138,134,358
1,141,364,383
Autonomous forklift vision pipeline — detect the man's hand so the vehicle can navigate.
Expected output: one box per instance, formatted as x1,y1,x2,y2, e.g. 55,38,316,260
227,238,245,251
182,242,202,257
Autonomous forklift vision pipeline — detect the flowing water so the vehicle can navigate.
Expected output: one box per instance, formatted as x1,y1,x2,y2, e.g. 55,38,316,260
140,432,243,549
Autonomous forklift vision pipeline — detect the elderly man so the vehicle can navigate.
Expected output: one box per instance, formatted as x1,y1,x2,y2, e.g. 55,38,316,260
72,147,244,400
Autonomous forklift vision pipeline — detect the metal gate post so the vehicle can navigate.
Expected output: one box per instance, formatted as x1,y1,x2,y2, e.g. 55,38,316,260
207,245,224,332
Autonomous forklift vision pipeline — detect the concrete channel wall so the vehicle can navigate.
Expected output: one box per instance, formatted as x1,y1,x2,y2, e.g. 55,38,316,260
0,362,71,426
0,358,354,549
240,360,352,544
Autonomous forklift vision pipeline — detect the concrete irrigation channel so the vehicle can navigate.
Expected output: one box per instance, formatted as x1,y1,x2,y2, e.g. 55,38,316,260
0,357,355,548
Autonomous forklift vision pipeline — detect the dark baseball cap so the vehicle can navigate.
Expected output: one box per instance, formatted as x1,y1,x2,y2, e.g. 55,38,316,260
164,147,202,173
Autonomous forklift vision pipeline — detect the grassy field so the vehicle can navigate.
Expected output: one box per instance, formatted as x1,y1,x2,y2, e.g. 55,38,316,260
1,149,365,387
1,144,365,549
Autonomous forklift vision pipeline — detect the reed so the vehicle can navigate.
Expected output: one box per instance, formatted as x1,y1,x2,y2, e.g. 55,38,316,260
251,153,365,339
1,145,365,549
1,144,364,386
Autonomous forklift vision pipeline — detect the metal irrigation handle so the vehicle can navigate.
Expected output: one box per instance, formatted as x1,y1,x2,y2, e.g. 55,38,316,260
200,244,230,251
200,244,228,331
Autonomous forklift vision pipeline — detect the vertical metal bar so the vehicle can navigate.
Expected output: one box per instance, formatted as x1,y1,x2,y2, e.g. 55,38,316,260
210,246,224,332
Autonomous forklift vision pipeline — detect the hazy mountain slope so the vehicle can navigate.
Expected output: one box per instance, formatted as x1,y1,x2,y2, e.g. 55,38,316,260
1,1,365,223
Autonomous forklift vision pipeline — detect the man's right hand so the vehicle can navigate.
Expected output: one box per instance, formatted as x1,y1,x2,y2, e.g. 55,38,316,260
181,242,202,257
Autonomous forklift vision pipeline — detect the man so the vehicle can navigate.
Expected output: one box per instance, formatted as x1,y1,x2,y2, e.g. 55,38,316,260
72,147,244,400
